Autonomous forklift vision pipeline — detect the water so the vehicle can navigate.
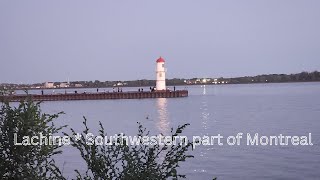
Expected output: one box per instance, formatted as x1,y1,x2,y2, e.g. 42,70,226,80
38,82,320,179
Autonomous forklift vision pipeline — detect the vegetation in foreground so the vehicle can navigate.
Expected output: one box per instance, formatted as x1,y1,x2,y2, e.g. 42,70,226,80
0,98,65,179
0,97,196,180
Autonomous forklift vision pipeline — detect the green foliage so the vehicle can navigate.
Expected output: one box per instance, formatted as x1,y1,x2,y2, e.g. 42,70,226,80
0,98,66,179
0,98,198,179
0,87,12,96
65,118,194,180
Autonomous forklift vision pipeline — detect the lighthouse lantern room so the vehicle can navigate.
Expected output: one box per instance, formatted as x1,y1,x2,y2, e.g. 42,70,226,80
156,56,166,91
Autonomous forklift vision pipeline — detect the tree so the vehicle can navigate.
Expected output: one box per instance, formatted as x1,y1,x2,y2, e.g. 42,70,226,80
0,97,66,179
0,95,200,179
65,118,194,180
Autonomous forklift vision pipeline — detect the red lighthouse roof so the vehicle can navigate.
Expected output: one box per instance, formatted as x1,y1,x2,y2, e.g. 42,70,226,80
156,56,165,63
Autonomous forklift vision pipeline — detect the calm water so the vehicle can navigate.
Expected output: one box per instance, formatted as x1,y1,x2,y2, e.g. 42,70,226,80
38,82,320,180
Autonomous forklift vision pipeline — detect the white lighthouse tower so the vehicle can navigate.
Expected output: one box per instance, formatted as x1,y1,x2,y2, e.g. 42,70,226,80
156,56,166,91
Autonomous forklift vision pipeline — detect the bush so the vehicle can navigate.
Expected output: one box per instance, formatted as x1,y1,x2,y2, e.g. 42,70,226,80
65,118,194,180
0,96,196,179
0,98,66,179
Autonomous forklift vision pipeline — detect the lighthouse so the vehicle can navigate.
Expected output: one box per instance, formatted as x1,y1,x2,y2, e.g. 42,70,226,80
156,56,166,91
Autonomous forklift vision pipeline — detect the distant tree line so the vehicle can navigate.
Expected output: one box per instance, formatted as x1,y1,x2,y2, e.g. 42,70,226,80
1,71,320,89
226,71,320,84
64,71,320,87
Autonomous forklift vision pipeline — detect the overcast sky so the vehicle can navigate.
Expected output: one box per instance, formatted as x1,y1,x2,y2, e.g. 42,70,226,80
0,0,320,83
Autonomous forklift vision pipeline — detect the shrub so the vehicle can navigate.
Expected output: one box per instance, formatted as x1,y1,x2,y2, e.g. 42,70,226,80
65,118,194,180
0,95,197,180
0,98,66,179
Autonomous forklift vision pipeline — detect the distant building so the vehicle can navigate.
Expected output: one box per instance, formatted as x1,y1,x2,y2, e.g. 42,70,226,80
59,82,69,88
113,82,124,86
44,82,54,88
202,78,210,83
74,84,83,88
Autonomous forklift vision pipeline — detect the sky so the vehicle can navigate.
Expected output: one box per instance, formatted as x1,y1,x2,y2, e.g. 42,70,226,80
0,0,320,84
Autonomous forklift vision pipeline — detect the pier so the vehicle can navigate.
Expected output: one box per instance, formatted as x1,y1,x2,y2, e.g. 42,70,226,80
1,90,188,102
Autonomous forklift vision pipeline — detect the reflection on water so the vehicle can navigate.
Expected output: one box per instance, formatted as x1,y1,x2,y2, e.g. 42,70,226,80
200,99,209,132
201,85,210,132
156,98,170,134
199,95,210,162
201,85,209,131
203,85,206,95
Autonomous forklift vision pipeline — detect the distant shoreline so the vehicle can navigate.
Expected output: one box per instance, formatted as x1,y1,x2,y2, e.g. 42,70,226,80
2,71,320,90
11,80,320,91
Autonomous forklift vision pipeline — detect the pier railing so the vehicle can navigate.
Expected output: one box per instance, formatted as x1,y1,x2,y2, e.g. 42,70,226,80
0,90,188,102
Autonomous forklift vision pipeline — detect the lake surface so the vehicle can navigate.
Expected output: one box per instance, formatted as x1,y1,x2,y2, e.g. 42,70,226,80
39,82,320,180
